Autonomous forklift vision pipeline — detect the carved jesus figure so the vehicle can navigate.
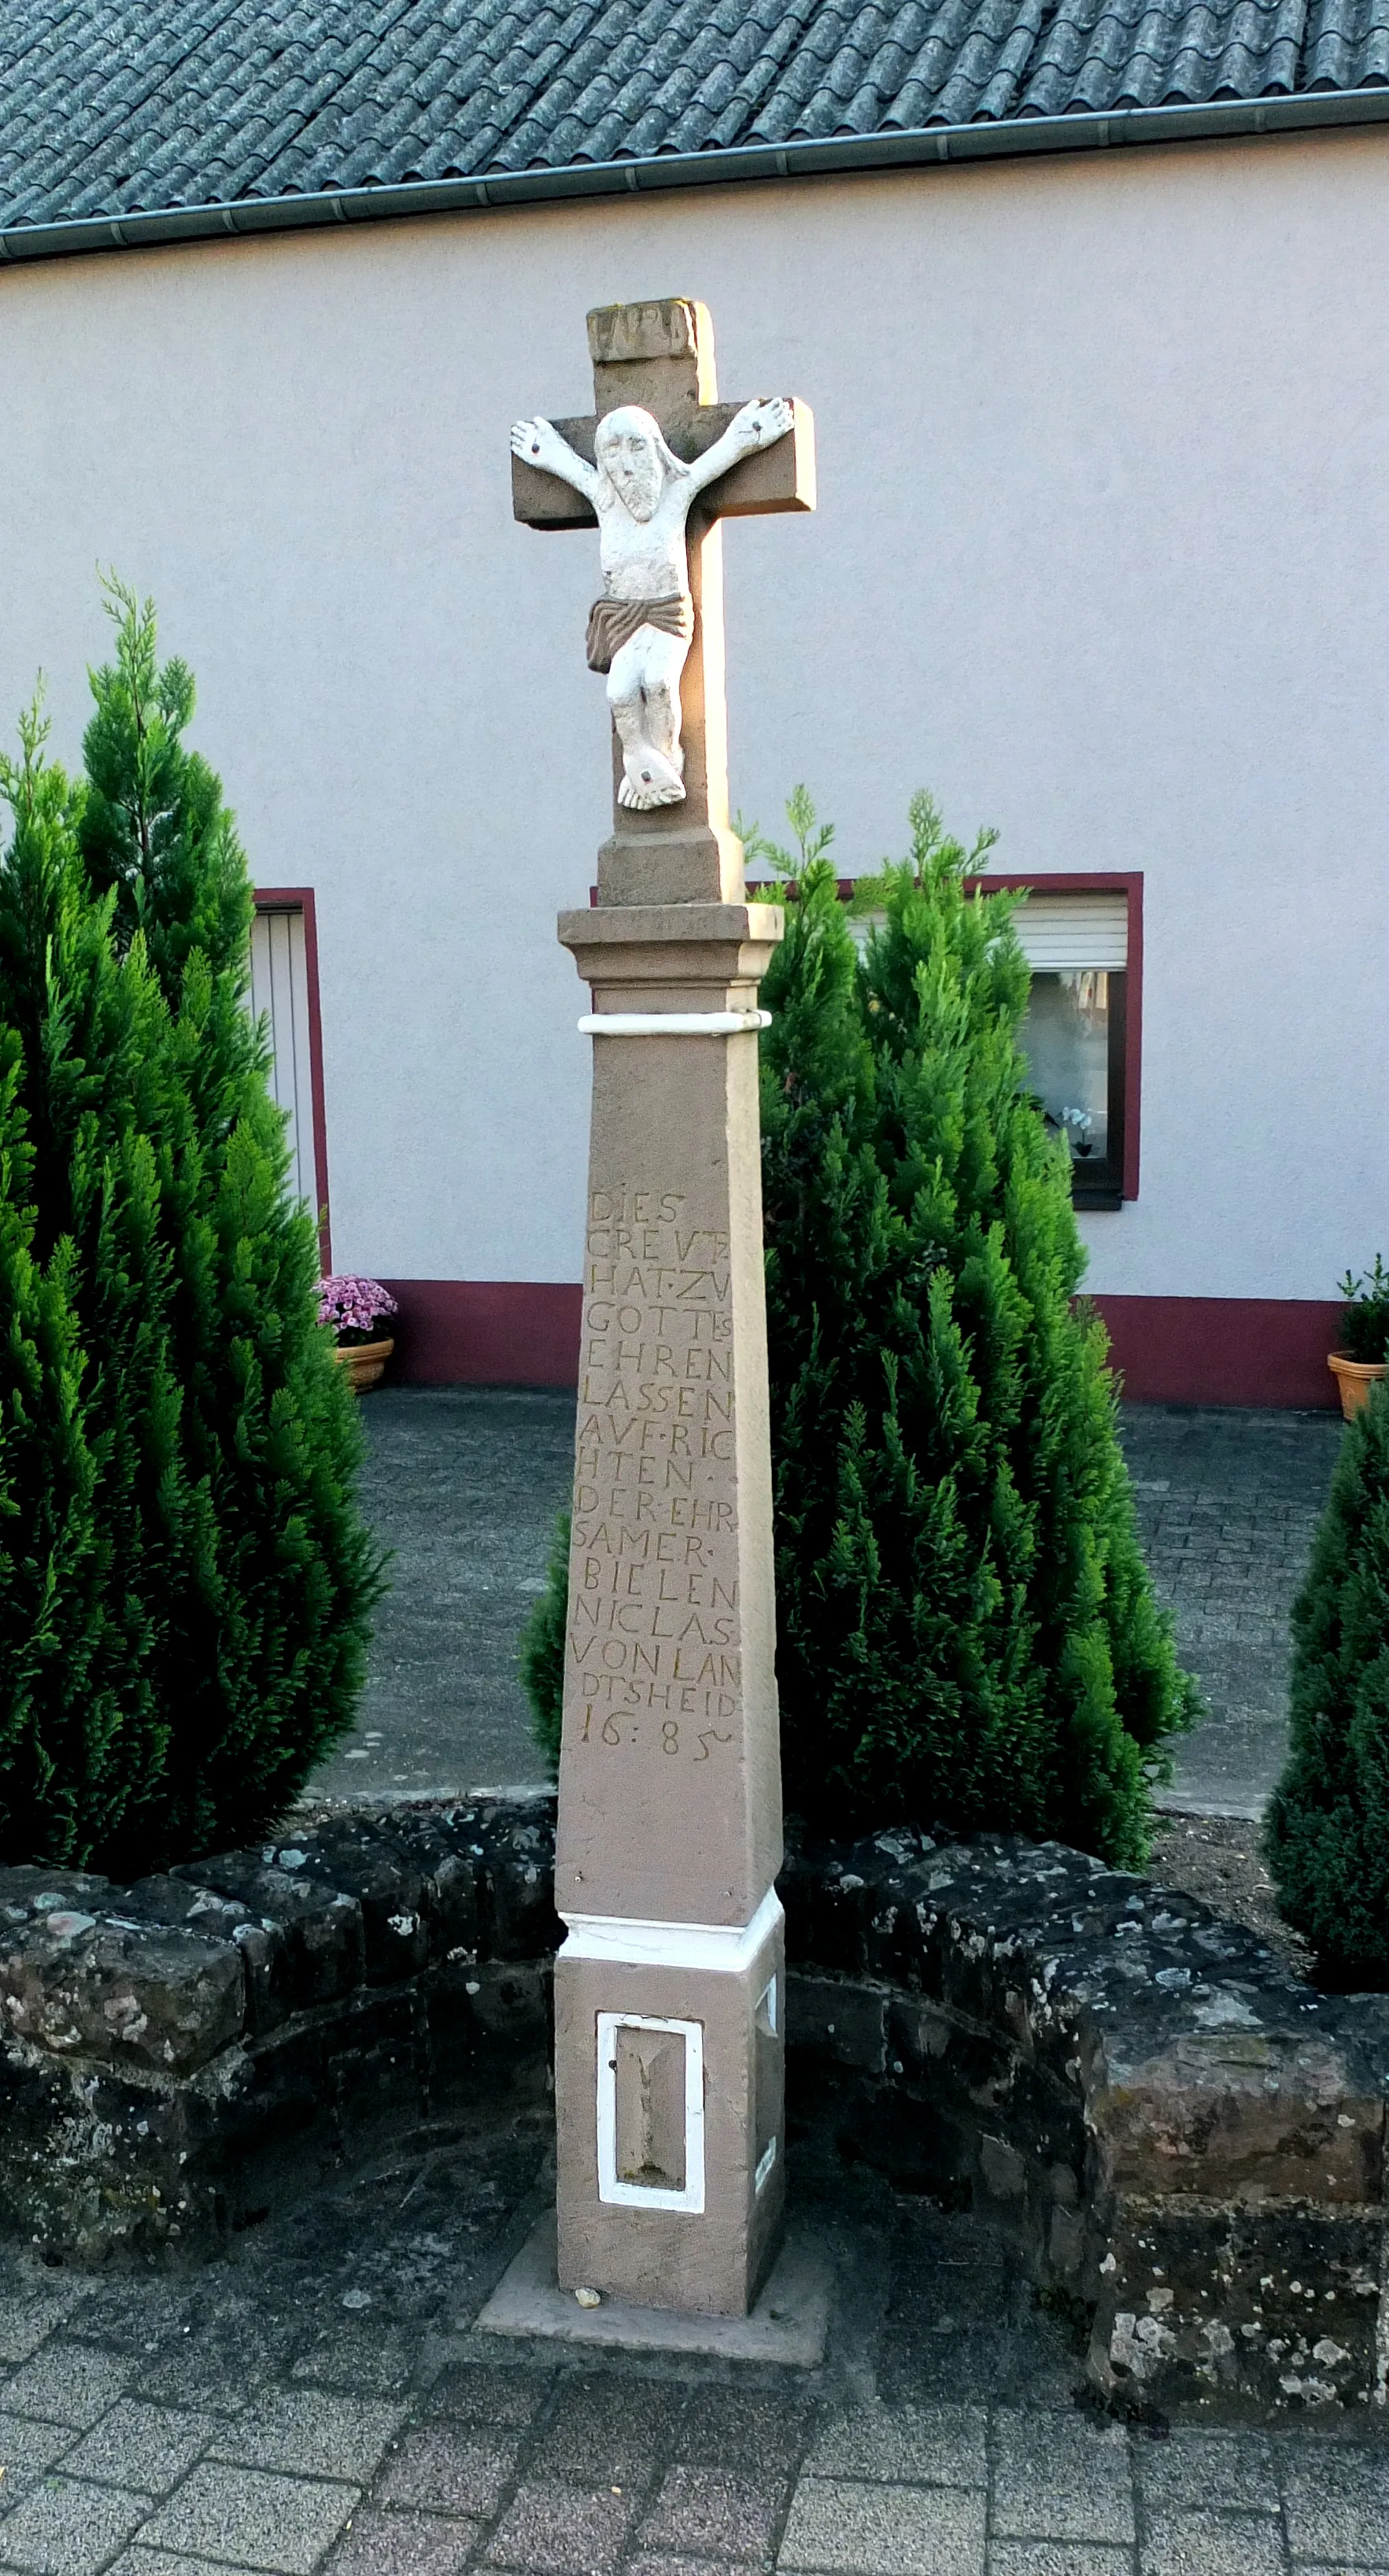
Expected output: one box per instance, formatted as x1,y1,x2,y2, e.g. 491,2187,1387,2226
509,397,793,810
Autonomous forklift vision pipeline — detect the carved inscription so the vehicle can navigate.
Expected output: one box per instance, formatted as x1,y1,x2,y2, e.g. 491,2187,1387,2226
565,1186,740,1765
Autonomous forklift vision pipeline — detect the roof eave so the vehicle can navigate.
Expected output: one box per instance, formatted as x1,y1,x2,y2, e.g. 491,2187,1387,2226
2,85,1386,264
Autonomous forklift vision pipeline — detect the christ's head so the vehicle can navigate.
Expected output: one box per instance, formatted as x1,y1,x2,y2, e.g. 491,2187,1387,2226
595,405,677,523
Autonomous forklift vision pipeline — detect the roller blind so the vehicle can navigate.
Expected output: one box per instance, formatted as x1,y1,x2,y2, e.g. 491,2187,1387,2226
844,888,1128,970
1010,893,1128,973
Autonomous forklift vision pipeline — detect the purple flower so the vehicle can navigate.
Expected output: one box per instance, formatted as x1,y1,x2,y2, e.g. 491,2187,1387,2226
319,1274,398,1345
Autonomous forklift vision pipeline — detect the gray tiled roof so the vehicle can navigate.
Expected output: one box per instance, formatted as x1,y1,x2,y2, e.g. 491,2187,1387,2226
0,0,1385,232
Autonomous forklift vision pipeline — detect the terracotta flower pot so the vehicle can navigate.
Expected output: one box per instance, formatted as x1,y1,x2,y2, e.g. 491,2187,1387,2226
333,1336,394,1393
1328,1350,1386,1421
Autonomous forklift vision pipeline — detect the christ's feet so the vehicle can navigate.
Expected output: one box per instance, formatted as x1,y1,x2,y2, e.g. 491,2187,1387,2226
619,743,685,808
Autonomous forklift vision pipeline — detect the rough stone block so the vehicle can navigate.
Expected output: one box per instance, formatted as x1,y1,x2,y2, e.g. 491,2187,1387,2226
1090,2197,1383,2414
381,1805,484,1954
175,1853,364,2009
109,1876,292,2038
466,1803,560,1960
0,1908,244,2075
268,1820,430,1984
1087,2024,1383,2203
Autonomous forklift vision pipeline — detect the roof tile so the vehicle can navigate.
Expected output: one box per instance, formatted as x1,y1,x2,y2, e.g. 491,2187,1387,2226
0,0,1373,229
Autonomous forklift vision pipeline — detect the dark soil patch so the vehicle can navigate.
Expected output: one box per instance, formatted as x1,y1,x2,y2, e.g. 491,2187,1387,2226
1147,1810,1314,1982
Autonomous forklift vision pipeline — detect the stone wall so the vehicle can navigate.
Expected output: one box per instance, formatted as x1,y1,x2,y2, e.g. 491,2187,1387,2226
0,1798,558,2266
0,1793,1385,2420
778,1826,1389,2420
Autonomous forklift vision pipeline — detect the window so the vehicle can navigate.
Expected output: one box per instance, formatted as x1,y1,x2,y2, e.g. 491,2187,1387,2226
989,885,1137,1210
250,891,331,1261
844,873,1141,1208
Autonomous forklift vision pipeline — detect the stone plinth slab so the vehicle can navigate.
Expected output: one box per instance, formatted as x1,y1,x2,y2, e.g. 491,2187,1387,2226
475,2210,828,2363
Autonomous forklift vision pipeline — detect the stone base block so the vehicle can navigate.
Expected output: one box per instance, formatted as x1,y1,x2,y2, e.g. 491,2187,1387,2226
553,1908,785,2318
477,2208,827,2362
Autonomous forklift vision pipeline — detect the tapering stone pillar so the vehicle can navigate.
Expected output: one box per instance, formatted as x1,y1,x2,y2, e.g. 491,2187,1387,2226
552,899,785,2315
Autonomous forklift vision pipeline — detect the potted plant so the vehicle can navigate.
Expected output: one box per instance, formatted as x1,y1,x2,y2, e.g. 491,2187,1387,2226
320,1275,398,1393
1328,1257,1389,1419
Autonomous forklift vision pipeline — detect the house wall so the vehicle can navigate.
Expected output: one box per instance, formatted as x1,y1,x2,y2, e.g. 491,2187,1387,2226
0,131,1383,1399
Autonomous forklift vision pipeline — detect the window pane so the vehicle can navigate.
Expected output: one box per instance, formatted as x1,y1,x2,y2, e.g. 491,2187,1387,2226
1019,970,1110,1166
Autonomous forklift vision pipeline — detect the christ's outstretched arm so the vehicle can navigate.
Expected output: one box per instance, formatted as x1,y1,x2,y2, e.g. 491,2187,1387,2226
511,416,600,505
684,397,794,498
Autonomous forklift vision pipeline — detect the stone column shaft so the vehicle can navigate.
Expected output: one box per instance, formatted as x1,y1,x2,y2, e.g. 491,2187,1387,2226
552,900,785,2315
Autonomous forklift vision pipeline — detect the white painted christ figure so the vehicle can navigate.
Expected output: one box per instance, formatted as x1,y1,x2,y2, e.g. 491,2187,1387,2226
509,397,793,811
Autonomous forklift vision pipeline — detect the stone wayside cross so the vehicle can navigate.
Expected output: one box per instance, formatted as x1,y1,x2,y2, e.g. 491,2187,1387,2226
512,299,815,2317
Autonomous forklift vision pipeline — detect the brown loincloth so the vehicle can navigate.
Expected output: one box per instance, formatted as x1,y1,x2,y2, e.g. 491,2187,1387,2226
585,592,695,674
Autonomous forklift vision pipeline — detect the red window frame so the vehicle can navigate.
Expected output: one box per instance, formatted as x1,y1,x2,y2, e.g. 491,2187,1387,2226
977,874,1142,1203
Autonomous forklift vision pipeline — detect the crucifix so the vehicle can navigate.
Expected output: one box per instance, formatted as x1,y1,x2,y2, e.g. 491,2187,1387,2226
512,295,815,904
509,300,815,2324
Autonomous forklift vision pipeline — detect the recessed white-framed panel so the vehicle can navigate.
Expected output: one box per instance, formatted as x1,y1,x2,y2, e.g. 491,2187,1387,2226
596,2010,706,2214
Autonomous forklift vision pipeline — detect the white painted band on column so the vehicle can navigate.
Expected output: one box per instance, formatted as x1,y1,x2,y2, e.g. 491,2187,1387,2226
578,1010,772,1037
559,1884,783,1972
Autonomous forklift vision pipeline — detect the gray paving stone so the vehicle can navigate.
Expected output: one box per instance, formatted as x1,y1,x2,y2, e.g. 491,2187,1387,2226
627,2559,770,2576
1140,2508,1286,2576
530,2375,688,2478
482,2474,638,2572
321,1385,571,1798
673,2386,817,2473
287,2326,419,2399
778,2477,987,2574
108,2556,243,2576
134,2309,294,2415
807,2405,988,2486
61,2286,194,2358
987,2548,1136,2576
1133,2433,1279,2517
0,2299,83,2368
1121,1406,1341,1814
59,2404,212,2497
375,2424,520,2515
0,2419,77,2482
209,2388,406,2482
0,2476,151,2574
137,2463,359,2573
1283,2452,1389,2563
322,2506,478,2573
0,2349,134,2432
992,2412,1135,2545
638,2465,787,2559
423,2360,551,2426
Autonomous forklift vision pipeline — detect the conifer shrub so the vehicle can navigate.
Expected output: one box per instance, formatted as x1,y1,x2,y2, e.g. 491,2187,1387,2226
522,789,1195,1864
1264,1385,1389,1983
0,585,381,1876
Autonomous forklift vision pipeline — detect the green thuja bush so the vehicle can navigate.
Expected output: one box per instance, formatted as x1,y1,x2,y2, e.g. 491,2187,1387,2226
1265,1386,1389,1983
522,788,1195,1862
0,584,381,1875
755,791,1193,1862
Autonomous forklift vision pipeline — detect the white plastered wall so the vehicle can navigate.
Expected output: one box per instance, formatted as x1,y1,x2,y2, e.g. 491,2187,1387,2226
0,132,1382,1299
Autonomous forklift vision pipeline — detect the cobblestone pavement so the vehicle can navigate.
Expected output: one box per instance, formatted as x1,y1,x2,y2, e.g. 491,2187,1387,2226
0,2103,1380,2576
314,1389,571,1803
1119,1407,1343,1819
323,1391,1344,1824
